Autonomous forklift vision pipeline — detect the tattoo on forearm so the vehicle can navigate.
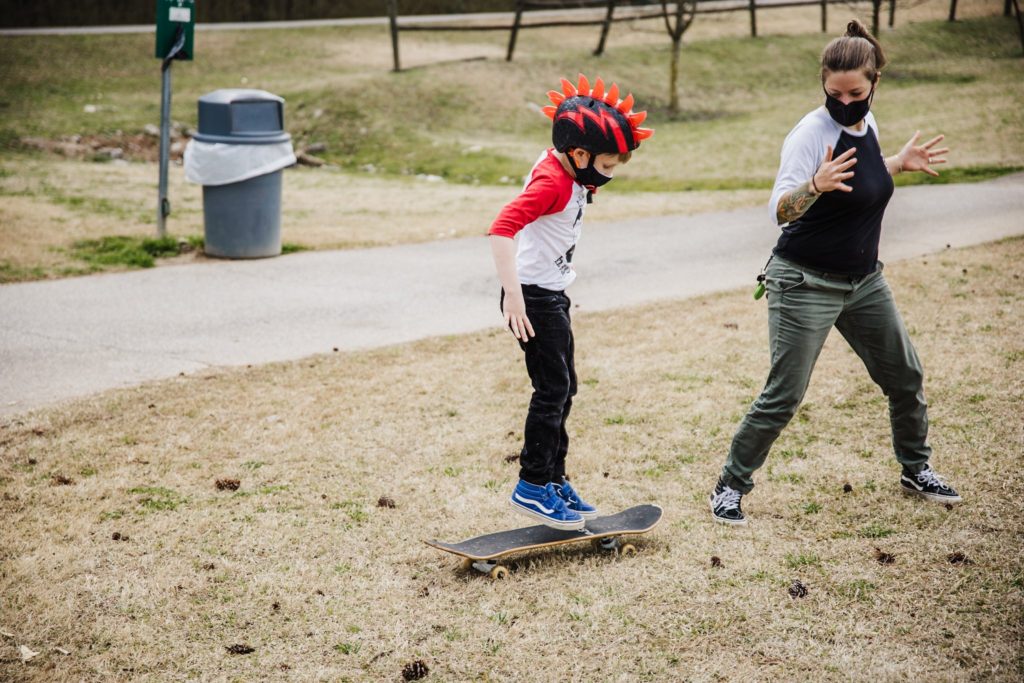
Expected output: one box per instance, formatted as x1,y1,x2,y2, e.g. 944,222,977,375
777,183,820,224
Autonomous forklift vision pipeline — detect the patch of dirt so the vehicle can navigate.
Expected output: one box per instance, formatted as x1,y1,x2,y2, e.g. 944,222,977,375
20,126,190,163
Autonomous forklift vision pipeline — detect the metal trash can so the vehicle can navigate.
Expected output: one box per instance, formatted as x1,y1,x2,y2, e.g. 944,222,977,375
184,89,296,258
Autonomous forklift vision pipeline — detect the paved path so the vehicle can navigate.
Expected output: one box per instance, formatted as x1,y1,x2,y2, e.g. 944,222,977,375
2,173,1022,416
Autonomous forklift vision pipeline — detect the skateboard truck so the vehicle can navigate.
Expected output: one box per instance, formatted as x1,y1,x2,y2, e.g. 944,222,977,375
593,536,637,556
465,559,508,580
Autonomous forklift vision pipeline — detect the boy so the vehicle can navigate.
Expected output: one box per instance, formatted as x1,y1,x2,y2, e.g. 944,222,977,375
488,74,653,530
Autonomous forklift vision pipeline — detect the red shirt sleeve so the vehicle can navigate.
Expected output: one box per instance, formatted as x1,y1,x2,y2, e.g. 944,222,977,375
488,157,574,237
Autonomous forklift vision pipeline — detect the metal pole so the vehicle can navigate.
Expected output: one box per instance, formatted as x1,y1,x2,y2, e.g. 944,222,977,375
157,61,172,238
748,0,757,38
821,0,827,32
889,0,896,28
949,0,958,22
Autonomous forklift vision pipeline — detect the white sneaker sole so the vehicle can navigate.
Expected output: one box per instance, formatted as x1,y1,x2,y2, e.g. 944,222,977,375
901,486,962,504
509,499,585,530
709,497,748,525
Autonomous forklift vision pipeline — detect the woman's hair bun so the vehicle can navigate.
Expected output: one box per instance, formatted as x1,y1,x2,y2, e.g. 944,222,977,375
845,19,869,38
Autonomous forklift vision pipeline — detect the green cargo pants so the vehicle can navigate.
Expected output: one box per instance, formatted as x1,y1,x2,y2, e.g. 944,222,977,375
721,256,931,494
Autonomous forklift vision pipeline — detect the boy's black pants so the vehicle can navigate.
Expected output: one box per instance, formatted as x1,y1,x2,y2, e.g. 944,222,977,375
501,285,577,486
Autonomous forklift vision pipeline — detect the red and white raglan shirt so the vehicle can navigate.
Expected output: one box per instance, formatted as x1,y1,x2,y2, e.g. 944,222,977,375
488,149,589,291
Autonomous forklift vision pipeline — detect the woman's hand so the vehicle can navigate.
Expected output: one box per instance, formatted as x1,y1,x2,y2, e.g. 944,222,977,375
502,290,534,342
812,145,858,193
895,131,948,176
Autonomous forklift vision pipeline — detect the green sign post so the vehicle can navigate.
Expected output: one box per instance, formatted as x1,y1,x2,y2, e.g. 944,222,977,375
155,0,195,61
155,1,195,237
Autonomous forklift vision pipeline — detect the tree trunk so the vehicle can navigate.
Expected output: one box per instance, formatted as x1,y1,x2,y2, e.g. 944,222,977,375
669,37,682,114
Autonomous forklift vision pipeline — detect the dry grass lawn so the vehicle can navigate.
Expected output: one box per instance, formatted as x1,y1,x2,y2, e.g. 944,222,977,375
1,237,1021,681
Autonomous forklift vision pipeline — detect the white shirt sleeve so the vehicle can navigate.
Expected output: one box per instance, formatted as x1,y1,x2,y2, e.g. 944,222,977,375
768,109,837,226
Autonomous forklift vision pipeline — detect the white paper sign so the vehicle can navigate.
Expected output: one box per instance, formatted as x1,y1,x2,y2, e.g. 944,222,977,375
169,7,191,22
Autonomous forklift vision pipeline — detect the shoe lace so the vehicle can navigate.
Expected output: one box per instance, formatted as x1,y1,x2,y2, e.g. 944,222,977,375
713,486,742,511
916,467,948,489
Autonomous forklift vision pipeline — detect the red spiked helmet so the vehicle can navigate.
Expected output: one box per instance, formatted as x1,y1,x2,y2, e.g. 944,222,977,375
543,73,654,155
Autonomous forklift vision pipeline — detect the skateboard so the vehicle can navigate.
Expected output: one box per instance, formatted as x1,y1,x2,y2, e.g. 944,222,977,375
425,504,662,579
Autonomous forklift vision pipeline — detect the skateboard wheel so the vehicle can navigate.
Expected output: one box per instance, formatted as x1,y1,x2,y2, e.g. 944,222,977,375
489,565,509,580
620,544,637,557
460,558,474,571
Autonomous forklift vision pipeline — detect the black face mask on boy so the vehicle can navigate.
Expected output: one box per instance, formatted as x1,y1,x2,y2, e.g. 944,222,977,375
569,152,613,190
823,85,875,127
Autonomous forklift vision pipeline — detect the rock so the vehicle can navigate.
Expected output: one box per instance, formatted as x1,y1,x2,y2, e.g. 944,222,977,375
144,123,161,137
97,147,123,159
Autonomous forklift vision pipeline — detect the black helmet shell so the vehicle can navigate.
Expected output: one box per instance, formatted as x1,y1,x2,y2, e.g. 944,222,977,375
552,96,636,155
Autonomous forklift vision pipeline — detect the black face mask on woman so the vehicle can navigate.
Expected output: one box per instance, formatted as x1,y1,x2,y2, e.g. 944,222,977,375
824,86,875,127
569,152,613,189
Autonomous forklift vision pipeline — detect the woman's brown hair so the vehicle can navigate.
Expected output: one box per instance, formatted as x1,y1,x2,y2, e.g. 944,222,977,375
821,19,887,83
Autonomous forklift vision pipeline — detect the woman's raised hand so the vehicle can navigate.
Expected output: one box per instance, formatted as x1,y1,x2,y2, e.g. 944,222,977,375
897,131,948,177
812,145,858,193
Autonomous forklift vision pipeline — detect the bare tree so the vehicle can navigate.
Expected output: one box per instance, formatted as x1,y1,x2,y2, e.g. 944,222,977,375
660,1,698,115
871,0,884,34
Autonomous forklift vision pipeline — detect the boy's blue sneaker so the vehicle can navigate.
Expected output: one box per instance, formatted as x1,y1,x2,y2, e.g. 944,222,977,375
554,478,598,520
510,480,585,530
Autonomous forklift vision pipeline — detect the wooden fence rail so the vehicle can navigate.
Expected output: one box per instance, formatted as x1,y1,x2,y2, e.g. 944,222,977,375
386,0,900,72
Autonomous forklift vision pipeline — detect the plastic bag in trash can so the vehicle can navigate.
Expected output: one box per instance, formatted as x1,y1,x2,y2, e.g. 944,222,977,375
184,139,296,186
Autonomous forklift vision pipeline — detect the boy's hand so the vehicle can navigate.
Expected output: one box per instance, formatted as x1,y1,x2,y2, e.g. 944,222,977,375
503,292,535,341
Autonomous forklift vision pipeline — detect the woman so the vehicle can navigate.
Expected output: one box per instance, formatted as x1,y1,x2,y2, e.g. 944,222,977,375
709,20,960,525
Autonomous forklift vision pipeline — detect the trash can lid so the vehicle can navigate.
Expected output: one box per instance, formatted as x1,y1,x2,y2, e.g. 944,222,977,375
193,89,291,145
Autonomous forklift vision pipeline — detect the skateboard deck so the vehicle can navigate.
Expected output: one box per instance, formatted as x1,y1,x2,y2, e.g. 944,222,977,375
425,504,662,578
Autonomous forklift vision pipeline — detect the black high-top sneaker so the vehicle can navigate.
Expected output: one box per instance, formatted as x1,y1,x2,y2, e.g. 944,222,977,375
709,479,747,525
900,465,962,503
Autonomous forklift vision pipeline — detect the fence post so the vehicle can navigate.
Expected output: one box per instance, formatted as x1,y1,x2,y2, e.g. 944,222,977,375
821,0,827,32
507,1,525,61
948,0,958,22
594,0,617,56
1013,0,1024,56
889,0,896,27
387,0,400,72
748,0,757,37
